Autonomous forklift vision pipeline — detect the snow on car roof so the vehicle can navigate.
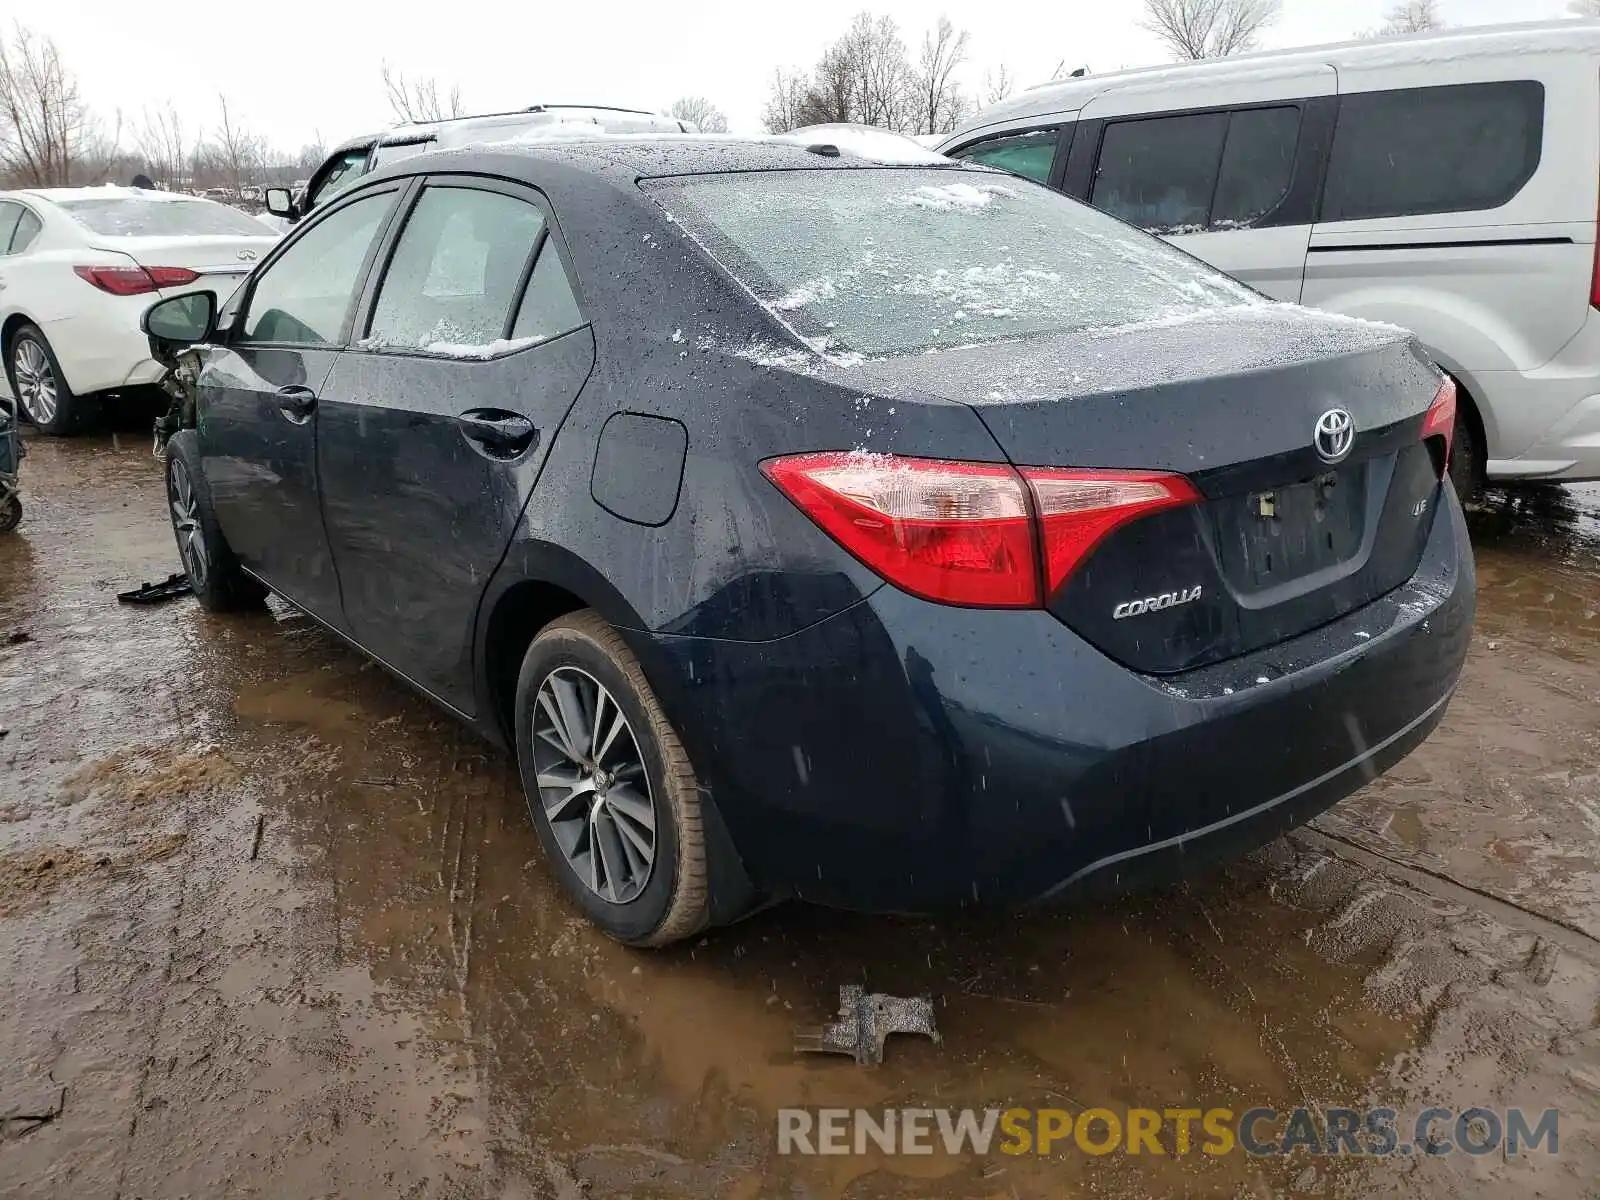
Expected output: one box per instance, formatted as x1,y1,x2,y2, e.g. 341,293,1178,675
17,185,210,203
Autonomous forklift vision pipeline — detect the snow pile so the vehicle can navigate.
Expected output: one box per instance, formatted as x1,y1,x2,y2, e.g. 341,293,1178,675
892,182,1017,212
358,318,547,359
774,124,950,165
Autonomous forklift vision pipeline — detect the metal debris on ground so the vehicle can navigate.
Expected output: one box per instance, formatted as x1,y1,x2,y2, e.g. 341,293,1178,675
794,984,941,1066
116,572,192,605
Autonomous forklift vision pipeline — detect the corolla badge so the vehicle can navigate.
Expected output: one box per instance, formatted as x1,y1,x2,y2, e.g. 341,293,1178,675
1112,585,1202,620
1314,408,1354,464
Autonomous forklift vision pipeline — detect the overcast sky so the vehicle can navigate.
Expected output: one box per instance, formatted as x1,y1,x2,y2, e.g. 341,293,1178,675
32,0,1571,153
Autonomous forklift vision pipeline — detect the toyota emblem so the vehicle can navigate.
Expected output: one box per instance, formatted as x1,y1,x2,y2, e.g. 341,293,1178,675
1313,408,1354,464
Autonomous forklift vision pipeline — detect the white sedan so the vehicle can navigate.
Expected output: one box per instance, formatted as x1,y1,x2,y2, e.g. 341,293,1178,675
0,187,280,434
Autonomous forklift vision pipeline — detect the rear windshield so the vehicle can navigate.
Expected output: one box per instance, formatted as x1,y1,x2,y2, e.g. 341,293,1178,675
644,168,1257,356
55,197,270,238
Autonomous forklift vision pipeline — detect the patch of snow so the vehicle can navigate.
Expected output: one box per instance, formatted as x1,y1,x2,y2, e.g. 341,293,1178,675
773,277,838,311
892,181,1017,212
774,123,952,165
358,319,546,359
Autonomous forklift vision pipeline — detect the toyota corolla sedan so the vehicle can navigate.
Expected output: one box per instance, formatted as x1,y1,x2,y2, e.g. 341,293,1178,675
139,135,1474,945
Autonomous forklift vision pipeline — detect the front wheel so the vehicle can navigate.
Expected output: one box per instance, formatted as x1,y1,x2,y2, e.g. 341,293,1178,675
513,611,711,946
163,430,266,612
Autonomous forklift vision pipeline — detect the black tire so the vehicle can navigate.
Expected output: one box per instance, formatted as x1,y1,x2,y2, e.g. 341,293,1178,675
0,493,18,533
6,324,95,436
163,430,267,612
1447,389,1484,503
513,610,710,946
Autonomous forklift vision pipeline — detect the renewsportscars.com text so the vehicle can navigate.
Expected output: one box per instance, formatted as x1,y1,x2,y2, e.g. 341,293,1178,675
776,1106,1560,1158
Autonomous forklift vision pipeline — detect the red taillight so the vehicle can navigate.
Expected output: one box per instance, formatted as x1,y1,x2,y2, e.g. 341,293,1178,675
761,452,1039,606
1021,467,1203,595
1421,377,1457,475
74,265,200,296
761,452,1199,608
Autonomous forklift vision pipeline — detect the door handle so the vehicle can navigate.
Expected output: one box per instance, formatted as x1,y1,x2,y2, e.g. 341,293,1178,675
275,385,317,423
458,409,537,457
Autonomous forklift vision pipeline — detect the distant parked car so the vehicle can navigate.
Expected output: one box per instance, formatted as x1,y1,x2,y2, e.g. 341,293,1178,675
269,104,697,224
938,19,1600,494
0,187,279,433
141,135,1472,945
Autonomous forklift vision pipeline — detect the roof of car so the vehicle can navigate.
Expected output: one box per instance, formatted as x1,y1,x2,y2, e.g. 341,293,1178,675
363,130,959,189
10,185,215,204
944,18,1600,143
326,105,693,157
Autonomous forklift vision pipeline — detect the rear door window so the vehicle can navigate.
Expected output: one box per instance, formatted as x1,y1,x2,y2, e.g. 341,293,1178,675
1092,112,1228,233
1321,81,1544,222
365,186,546,354
511,242,585,342
1211,106,1300,228
10,208,42,254
1092,106,1303,234
0,202,21,254
949,129,1060,183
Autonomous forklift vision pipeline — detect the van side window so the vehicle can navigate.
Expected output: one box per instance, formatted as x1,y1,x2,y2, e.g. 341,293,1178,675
1321,81,1544,222
1212,107,1301,228
1092,112,1227,233
949,129,1060,183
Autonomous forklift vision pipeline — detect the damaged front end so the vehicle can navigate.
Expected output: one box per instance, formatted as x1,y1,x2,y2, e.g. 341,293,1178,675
149,341,204,460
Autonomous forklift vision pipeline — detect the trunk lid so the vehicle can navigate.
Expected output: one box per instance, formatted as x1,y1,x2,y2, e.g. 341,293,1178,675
88,233,277,296
848,305,1448,674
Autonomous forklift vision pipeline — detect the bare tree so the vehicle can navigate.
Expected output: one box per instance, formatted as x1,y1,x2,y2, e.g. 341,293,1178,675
845,13,913,130
909,16,970,135
1140,0,1281,60
136,104,194,188
983,65,1014,106
667,96,729,133
210,95,266,194
762,69,809,133
0,22,98,186
1570,0,1600,15
1362,0,1445,36
382,62,463,125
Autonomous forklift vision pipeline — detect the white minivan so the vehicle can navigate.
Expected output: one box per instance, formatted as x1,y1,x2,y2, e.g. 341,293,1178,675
938,20,1600,493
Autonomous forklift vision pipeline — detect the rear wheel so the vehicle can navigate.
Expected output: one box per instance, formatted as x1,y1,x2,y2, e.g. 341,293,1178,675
7,325,92,436
513,610,710,946
0,494,19,532
163,431,266,612
1447,385,1484,502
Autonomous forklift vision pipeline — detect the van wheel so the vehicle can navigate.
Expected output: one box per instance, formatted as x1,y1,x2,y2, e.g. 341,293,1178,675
1448,399,1484,502
164,430,267,612
513,610,711,946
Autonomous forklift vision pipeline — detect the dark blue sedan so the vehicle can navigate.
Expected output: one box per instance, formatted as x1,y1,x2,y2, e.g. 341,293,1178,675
140,134,1473,944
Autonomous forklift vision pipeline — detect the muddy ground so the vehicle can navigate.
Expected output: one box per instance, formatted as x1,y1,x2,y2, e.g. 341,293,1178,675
1,427,1598,1199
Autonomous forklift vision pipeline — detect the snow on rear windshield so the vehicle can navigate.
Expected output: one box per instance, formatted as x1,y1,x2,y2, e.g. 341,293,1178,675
645,169,1260,356
56,198,271,238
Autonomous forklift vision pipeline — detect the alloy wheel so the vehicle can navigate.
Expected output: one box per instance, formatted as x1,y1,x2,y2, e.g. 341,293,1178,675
13,339,57,426
168,458,209,590
530,666,657,904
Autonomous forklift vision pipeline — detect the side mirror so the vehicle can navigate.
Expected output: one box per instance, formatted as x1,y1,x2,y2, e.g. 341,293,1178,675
142,290,218,347
265,187,296,218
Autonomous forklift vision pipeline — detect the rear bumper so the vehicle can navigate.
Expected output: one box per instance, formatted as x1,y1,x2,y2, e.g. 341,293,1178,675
636,486,1474,913
40,311,162,396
